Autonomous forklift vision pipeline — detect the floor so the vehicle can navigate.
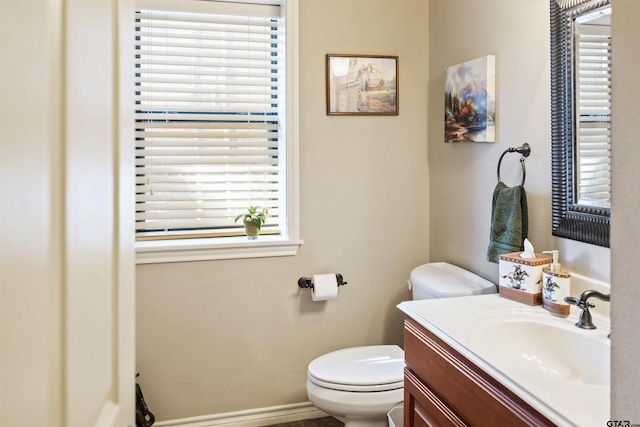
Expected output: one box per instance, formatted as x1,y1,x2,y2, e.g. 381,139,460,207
263,416,344,427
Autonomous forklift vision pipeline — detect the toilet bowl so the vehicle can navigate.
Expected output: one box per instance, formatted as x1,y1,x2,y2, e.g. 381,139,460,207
306,262,497,427
307,345,404,427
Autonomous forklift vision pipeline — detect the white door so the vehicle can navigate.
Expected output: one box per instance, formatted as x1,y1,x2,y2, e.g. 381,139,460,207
0,1,135,426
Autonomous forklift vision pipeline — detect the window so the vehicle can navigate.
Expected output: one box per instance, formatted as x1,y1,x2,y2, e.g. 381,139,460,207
134,0,300,263
575,16,611,208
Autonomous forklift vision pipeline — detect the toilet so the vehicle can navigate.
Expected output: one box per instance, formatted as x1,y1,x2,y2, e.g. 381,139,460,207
306,262,497,427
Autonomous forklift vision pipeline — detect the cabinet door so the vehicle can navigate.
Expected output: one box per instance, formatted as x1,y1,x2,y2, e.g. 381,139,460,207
405,368,468,427
404,319,553,427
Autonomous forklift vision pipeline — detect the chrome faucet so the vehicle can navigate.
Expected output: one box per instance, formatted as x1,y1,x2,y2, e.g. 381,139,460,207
564,290,610,330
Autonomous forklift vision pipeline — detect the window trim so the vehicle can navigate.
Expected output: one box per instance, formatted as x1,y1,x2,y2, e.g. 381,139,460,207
136,236,304,264
134,0,301,264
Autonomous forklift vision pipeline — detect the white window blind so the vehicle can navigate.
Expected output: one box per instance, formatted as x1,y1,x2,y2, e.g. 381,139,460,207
575,22,611,208
135,0,283,240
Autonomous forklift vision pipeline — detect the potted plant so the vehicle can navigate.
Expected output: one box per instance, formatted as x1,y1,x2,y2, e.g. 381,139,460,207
234,205,268,239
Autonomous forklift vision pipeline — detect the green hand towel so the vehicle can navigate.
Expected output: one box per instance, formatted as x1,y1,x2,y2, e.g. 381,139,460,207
486,182,528,263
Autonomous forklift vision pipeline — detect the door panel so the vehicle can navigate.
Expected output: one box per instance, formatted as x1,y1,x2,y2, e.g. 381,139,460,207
0,1,135,426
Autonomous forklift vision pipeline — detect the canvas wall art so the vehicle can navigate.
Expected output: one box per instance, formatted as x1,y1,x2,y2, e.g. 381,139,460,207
326,54,398,115
444,55,496,143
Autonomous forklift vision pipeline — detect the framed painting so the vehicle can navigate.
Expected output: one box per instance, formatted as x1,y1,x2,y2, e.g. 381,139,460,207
326,54,398,116
444,55,496,142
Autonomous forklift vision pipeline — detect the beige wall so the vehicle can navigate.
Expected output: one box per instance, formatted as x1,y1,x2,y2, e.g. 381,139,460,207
611,0,640,420
428,0,610,283
136,0,430,421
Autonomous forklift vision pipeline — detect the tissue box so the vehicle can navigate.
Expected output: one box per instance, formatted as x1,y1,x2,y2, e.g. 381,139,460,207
498,252,553,305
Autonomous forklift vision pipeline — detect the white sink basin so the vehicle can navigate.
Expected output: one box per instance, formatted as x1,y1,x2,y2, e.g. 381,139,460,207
398,294,611,427
468,309,610,386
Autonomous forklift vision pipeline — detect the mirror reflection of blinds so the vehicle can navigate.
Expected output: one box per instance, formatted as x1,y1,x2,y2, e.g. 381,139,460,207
575,23,611,208
135,0,282,240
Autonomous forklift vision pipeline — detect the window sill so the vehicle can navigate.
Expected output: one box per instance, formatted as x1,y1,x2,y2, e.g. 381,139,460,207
135,236,304,264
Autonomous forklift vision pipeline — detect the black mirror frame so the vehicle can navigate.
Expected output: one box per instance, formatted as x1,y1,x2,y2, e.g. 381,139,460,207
550,0,610,248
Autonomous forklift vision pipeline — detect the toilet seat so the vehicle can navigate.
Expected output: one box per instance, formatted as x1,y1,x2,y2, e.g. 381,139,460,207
307,373,403,392
307,345,404,392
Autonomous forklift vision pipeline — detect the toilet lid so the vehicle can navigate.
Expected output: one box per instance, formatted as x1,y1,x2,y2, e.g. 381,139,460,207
307,345,404,392
409,262,496,298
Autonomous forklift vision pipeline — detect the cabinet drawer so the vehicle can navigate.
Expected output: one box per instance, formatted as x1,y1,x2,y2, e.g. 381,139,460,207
404,319,553,427
405,368,468,427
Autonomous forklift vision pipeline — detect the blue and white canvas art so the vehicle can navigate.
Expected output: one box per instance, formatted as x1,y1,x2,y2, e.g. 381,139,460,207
444,55,496,143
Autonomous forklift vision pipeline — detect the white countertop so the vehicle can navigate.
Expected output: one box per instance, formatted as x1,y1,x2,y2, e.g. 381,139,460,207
398,294,610,427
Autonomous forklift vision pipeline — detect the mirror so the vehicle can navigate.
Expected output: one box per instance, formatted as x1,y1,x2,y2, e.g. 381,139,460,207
550,0,611,247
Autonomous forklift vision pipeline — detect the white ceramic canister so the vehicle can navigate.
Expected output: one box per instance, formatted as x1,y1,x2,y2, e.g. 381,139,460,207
542,250,571,317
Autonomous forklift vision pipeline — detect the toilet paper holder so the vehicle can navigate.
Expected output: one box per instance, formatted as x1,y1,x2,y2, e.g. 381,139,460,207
298,274,347,289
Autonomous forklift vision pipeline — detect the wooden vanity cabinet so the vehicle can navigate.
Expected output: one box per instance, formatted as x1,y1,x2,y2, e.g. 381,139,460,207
403,319,554,427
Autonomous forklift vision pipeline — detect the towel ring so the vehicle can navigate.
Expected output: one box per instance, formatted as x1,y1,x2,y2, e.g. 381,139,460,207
497,143,530,186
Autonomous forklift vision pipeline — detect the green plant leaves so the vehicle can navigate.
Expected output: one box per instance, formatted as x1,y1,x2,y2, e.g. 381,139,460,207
234,205,267,229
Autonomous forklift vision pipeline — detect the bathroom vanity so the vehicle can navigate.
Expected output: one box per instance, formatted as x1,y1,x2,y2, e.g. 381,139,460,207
404,318,551,426
398,294,610,427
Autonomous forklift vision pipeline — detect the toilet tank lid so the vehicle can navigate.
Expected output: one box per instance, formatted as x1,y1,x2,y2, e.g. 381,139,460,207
308,345,404,386
409,262,496,298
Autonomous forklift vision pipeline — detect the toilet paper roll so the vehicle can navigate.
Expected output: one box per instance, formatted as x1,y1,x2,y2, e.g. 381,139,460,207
312,274,339,301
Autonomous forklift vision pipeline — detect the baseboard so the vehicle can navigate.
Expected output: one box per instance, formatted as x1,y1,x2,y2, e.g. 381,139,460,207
153,401,328,427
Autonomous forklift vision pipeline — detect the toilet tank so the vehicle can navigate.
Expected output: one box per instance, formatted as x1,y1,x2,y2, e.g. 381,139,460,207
408,262,497,300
